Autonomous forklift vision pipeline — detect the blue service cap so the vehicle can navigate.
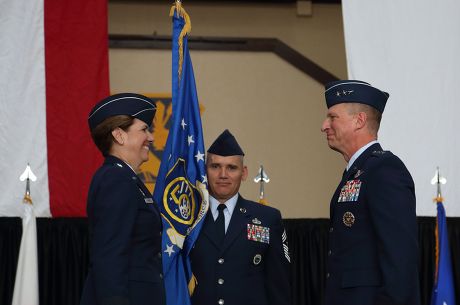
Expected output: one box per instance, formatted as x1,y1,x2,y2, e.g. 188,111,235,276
325,80,389,113
208,129,244,156
88,93,156,130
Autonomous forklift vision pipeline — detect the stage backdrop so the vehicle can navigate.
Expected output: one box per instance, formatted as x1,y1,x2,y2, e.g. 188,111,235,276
342,1,460,216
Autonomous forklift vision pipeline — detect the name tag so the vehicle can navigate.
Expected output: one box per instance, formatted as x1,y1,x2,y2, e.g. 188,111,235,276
338,179,362,202
247,224,270,244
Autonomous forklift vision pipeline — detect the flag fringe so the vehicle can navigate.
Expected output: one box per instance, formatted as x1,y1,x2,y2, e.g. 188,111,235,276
170,2,192,82
188,273,197,295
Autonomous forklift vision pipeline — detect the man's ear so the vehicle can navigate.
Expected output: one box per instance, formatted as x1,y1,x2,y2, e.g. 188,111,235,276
241,165,249,181
111,128,125,145
355,112,367,130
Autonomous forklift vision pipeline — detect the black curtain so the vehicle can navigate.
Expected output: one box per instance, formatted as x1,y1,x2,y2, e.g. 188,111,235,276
1,217,459,305
416,217,460,305
284,219,329,305
36,218,90,305
0,218,22,305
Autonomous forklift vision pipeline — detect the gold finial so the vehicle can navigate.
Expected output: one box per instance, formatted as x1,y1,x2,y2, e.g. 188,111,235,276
19,164,37,205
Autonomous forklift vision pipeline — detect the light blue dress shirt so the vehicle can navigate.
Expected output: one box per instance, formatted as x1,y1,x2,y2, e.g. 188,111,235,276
209,193,238,233
346,140,378,171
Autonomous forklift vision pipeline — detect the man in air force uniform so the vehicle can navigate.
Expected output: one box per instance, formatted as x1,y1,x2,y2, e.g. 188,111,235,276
321,80,420,305
190,130,291,305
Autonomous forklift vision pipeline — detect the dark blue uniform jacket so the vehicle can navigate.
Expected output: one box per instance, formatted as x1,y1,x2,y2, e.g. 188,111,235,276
80,156,166,305
190,195,291,305
325,143,420,305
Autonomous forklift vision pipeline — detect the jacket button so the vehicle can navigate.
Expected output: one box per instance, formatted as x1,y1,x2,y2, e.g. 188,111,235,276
328,250,332,256
217,278,224,285
158,252,162,259
218,258,224,264
159,273,163,279
218,298,224,305
326,272,330,278
329,227,334,233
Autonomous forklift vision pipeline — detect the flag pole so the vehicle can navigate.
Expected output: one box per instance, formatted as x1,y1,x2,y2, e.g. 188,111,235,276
12,164,39,305
153,3,208,304
429,167,456,305
431,166,445,203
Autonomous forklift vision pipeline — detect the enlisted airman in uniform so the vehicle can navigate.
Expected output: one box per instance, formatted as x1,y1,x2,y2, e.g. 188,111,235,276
321,80,420,305
190,130,291,305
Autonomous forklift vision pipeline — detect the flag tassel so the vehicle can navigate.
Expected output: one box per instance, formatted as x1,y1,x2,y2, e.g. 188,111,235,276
170,2,192,81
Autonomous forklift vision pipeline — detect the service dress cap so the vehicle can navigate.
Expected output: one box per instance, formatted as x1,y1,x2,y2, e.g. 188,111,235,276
208,129,244,156
325,80,389,113
88,93,156,130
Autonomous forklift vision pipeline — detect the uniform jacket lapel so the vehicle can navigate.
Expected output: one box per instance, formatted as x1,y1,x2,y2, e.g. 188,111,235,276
221,196,251,253
330,143,382,219
199,195,252,252
104,155,160,216
343,143,382,182
200,211,221,249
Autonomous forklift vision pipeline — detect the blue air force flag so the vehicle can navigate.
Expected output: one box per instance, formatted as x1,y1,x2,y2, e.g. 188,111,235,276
431,201,456,305
153,4,208,305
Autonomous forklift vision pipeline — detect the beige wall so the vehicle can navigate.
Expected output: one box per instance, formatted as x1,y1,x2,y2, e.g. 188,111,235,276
109,2,347,79
108,2,347,218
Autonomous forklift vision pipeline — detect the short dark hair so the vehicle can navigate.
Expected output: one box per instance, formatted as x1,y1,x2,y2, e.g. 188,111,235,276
90,115,134,156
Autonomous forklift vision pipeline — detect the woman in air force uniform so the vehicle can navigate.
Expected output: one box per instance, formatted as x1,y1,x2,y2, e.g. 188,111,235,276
80,93,166,305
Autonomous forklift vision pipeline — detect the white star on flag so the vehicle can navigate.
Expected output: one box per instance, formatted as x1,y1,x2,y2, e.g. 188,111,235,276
195,150,205,162
164,244,175,257
187,135,194,146
181,118,187,130
201,175,207,184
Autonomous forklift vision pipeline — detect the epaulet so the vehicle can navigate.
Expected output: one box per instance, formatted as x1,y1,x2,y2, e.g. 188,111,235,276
102,162,124,173
371,150,391,157
103,162,138,181
112,162,125,169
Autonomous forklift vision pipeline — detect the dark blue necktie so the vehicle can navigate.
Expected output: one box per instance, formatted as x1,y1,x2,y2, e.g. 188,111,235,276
216,204,226,244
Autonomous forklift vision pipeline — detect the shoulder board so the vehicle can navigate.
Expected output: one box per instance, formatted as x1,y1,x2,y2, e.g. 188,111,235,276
113,162,124,168
371,150,391,157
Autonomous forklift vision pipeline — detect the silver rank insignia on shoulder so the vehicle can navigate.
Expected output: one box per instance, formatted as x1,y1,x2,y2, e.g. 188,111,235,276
338,179,362,202
116,163,123,168
144,198,154,204
253,254,262,265
252,218,261,225
247,224,270,244
343,212,355,227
